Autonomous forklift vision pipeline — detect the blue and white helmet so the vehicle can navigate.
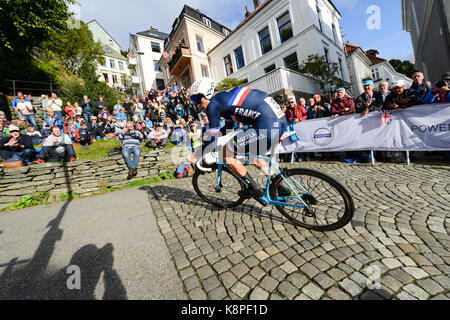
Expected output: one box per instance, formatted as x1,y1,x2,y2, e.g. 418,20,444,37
190,77,216,101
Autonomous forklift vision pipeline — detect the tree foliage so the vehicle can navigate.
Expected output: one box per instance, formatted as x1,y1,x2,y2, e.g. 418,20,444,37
43,22,105,78
216,78,246,92
299,54,351,95
0,0,75,53
389,59,416,78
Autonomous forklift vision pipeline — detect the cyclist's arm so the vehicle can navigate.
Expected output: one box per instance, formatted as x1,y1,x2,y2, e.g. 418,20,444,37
203,100,222,151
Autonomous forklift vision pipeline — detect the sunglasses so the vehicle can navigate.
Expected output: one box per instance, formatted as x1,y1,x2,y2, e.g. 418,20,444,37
190,94,203,105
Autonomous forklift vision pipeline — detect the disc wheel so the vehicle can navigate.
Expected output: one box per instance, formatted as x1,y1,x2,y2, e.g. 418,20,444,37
269,168,354,231
192,166,246,209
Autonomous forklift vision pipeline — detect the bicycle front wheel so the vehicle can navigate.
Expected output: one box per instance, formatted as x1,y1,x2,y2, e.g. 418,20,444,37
270,168,354,231
192,166,246,209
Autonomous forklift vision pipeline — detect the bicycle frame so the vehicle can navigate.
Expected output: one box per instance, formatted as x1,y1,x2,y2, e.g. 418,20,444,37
216,154,311,209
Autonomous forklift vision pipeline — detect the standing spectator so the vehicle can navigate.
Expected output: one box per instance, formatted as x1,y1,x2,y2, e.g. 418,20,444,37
384,80,416,110
95,95,108,115
81,95,94,125
356,80,383,117
407,72,431,105
41,94,50,119
34,126,77,163
376,82,391,104
0,91,12,121
148,122,169,149
293,98,308,122
114,100,123,115
133,97,144,122
15,96,38,129
308,95,331,119
11,91,29,117
0,125,35,165
423,72,450,104
47,93,63,118
65,101,77,118
123,98,133,120
281,103,294,123
119,121,144,180
330,88,355,118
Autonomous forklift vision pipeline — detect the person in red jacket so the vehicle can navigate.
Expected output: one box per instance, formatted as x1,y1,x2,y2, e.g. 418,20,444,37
65,101,77,118
291,97,308,122
330,88,355,118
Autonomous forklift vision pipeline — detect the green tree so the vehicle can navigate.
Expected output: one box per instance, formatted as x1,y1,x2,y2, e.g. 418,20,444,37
389,59,416,78
0,0,75,52
216,78,246,92
299,54,351,95
43,22,105,78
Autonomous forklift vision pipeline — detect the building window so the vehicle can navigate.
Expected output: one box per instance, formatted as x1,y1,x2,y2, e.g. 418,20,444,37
223,28,230,36
196,36,204,53
338,57,344,79
259,27,272,55
112,74,118,84
324,46,330,71
201,65,209,77
264,64,276,74
118,61,124,71
317,5,323,32
110,59,115,69
284,52,299,72
224,54,233,76
154,60,161,72
277,12,293,43
108,39,113,46
151,42,161,53
202,17,211,27
103,73,109,83
156,79,165,90
332,24,338,43
234,46,245,70
372,68,380,80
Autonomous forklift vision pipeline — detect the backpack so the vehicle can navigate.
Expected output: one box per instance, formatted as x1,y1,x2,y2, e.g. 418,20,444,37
175,163,193,179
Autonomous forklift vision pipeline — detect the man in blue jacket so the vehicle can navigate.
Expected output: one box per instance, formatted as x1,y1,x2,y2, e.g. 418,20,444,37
423,72,450,104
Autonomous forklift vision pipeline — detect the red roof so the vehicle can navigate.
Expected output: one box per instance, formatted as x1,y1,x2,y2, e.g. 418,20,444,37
345,42,387,65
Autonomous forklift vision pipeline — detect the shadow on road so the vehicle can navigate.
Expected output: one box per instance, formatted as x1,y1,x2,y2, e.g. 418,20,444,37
0,163,127,300
140,184,296,226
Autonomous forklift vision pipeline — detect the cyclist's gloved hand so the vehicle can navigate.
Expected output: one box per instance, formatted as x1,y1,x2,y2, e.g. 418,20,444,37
203,152,219,165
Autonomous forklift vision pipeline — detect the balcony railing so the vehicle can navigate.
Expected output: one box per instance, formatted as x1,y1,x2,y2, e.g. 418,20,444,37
130,76,140,87
168,45,191,72
128,55,137,68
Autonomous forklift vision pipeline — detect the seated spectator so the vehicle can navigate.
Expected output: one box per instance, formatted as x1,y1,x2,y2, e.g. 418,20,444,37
164,117,174,136
0,125,35,165
423,72,450,104
308,95,331,119
104,115,116,136
95,95,109,119
356,80,383,117
114,100,123,114
330,88,355,118
45,108,64,130
0,91,12,121
16,116,28,131
0,121,10,141
408,72,431,105
74,102,83,117
144,116,153,129
384,80,416,110
47,93,63,118
90,116,105,140
64,117,80,142
74,121,92,146
15,96,38,129
0,111,12,127
293,98,308,122
34,126,77,163
118,121,144,180
65,101,77,118
113,118,125,136
139,121,151,140
24,124,44,145
148,122,169,149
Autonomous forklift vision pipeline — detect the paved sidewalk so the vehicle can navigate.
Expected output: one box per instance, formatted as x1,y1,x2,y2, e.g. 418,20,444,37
0,162,449,300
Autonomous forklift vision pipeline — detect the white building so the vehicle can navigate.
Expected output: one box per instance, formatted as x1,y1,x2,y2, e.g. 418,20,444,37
345,43,413,96
129,28,169,95
87,20,130,91
208,0,350,100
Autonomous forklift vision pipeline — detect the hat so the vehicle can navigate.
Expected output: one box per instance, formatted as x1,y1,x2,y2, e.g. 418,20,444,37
8,125,20,132
363,80,374,86
393,80,405,88
441,72,450,81
336,88,346,92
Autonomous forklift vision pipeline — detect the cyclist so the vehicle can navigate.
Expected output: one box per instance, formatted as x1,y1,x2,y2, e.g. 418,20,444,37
189,77,289,198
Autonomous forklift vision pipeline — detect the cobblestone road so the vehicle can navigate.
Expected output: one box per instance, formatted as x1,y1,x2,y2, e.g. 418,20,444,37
145,162,450,300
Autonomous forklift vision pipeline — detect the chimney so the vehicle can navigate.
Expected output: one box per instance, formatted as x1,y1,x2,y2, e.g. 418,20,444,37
366,49,380,57
151,27,158,31
253,0,261,10
245,6,251,18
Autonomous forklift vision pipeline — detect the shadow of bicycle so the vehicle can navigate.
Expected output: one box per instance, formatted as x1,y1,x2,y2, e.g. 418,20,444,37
139,184,297,226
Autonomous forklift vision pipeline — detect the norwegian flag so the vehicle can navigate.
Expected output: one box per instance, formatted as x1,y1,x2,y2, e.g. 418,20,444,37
381,110,393,125
162,51,170,61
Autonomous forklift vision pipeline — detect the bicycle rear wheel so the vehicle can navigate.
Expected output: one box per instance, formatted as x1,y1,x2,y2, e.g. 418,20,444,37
192,166,246,209
270,168,354,231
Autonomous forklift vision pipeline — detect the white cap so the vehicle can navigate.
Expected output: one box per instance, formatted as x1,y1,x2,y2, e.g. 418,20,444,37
393,80,405,88
8,125,20,132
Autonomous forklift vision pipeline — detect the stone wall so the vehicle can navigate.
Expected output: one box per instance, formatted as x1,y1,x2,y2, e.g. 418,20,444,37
0,146,188,209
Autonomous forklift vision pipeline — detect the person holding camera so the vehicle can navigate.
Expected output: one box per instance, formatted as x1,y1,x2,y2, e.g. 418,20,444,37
384,80,416,110
423,72,450,104
356,80,384,117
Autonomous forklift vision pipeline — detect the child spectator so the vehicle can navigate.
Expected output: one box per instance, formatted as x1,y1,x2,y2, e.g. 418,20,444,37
148,122,169,149
24,124,44,145
65,101,77,118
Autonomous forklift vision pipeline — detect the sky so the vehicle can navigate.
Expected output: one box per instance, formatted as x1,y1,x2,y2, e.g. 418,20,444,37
75,0,414,62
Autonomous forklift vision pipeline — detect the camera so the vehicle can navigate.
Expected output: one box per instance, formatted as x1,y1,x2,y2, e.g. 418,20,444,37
436,80,448,89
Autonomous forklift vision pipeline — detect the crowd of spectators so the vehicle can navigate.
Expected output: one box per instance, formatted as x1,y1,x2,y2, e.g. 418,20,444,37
1,72,449,168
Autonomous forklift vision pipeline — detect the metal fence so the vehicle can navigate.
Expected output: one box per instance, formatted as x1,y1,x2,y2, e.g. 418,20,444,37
2,79,60,96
